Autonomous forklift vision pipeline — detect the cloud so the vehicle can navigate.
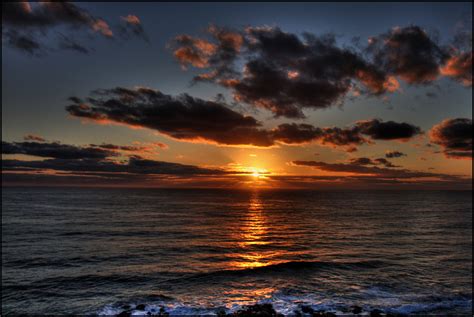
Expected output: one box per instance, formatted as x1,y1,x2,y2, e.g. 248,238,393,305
354,119,422,141
440,52,472,87
3,2,95,28
118,14,149,42
2,154,236,188
65,87,422,149
349,157,399,168
270,123,367,147
2,1,112,32
292,159,458,179
172,26,396,118
2,1,111,54
57,34,90,54
172,34,218,68
153,142,168,149
373,158,398,168
2,139,469,189
385,150,406,158
89,142,167,154
367,26,448,84
2,29,42,55
23,134,46,142
2,139,236,186
172,25,472,118
430,118,472,159
89,143,147,152
2,156,225,176
2,141,117,159
2,2,148,55
66,87,274,147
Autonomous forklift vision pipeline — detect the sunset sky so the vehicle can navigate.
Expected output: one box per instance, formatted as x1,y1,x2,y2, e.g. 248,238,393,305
2,2,472,189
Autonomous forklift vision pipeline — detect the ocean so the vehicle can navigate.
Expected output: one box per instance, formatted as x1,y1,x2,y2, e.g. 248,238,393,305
1,188,472,315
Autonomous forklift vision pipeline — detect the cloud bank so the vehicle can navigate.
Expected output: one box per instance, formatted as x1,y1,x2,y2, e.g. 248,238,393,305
65,87,423,149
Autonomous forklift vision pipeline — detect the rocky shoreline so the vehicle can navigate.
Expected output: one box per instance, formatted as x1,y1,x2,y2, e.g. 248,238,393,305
115,303,414,317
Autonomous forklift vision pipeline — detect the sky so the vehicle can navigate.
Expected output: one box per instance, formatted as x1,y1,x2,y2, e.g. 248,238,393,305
2,1,472,189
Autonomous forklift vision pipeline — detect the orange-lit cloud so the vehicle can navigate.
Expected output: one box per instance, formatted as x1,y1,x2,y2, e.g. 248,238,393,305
121,14,140,25
91,19,113,37
429,118,472,159
440,52,472,86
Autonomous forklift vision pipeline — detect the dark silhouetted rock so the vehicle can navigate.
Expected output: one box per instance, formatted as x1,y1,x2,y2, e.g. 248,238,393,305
313,312,336,317
351,305,363,314
158,306,169,317
136,304,146,311
301,305,314,314
117,311,131,317
370,309,383,317
232,303,280,316
293,309,302,317
216,308,227,317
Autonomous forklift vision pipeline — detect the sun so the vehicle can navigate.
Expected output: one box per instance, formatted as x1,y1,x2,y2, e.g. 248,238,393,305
249,167,268,179
252,171,261,178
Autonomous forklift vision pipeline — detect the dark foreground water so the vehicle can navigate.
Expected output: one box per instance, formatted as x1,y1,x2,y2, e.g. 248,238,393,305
2,188,472,315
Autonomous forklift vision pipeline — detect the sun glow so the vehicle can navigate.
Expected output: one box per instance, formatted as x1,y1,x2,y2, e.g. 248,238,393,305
250,167,268,179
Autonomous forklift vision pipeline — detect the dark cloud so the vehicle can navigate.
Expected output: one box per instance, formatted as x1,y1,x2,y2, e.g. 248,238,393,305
57,34,90,54
385,150,406,158
367,26,448,84
2,29,42,55
3,2,94,28
1,138,236,186
2,135,248,189
2,1,112,54
90,143,146,152
292,160,457,179
2,156,225,176
172,26,398,118
373,158,398,168
270,123,368,147
349,157,398,168
23,134,46,142
2,2,148,55
354,119,422,141
65,87,421,148
2,1,113,34
66,87,274,147
172,25,471,118
430,118,472,159
2,141,117,160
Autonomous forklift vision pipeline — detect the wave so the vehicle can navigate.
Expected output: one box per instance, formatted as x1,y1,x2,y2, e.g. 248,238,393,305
158,259,388,285
97,294,473,316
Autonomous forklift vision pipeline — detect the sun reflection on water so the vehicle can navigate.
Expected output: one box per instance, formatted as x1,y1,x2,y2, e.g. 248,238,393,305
222,284,275,306
232,191,284,269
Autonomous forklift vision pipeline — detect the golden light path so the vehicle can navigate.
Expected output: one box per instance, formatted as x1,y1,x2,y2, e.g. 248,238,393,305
235,191,284,269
